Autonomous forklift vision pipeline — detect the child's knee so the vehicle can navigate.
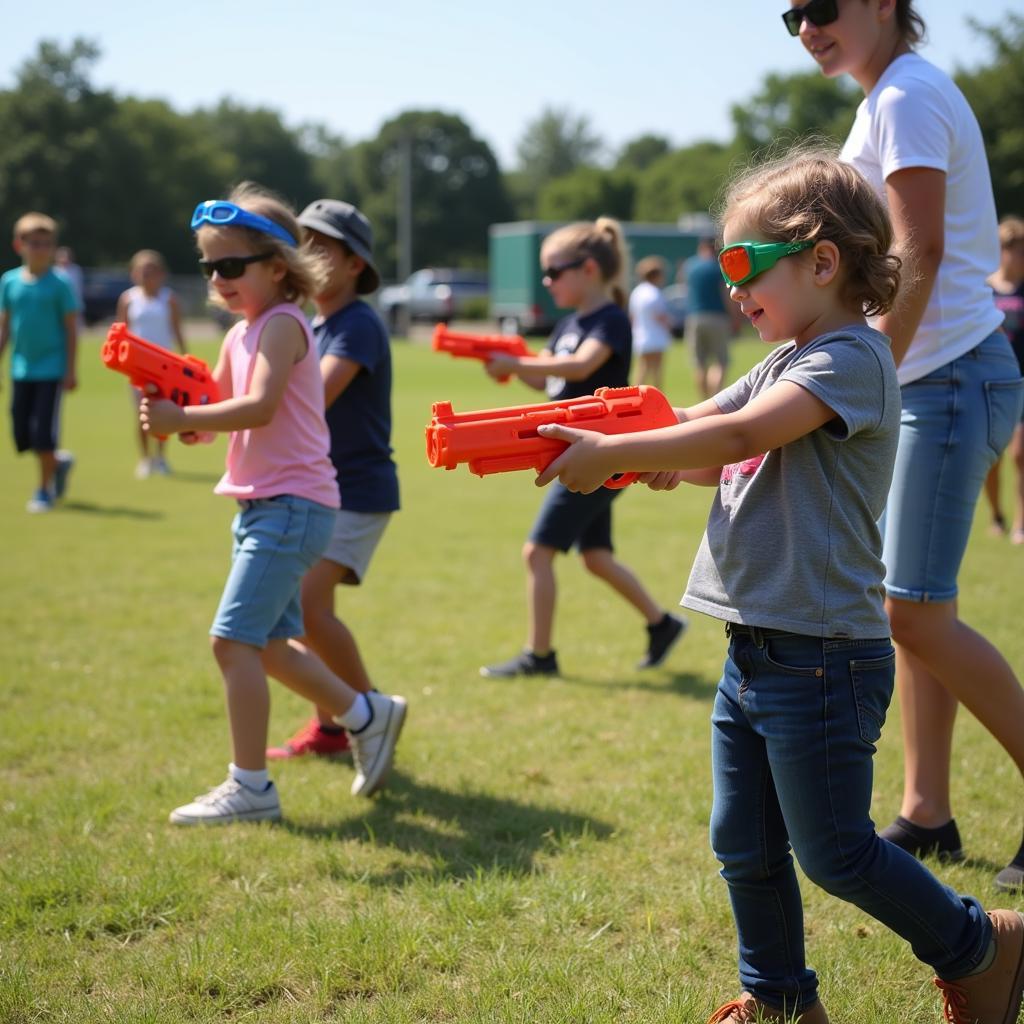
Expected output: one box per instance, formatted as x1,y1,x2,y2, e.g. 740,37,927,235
581,548,612,577
210,634,253,669
523,541,554,570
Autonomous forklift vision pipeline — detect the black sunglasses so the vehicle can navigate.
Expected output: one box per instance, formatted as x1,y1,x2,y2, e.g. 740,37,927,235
542,257,587,283
198,252,275,280
781,0,839,36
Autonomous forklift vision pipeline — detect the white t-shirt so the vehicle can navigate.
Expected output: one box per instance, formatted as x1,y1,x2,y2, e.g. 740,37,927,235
841,52,1003,386
125,286,175,350
628,281,671,354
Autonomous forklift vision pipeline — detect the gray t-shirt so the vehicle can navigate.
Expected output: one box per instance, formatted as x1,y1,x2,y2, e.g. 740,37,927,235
682,325,900,639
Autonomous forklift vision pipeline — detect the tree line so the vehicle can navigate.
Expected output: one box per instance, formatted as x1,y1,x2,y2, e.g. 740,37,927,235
1,19,1021,280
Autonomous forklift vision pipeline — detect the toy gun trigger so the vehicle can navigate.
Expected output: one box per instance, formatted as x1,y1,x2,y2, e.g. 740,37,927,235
604,472,638,490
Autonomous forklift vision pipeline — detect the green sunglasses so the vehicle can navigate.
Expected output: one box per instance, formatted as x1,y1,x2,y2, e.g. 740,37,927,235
719,240,815,287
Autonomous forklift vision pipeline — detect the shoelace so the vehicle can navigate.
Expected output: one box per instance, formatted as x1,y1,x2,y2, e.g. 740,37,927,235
194,779,243,805
934,977,970,1023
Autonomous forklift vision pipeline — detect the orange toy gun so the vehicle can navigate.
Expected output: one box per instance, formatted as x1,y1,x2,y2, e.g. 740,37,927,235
425,385,677,490
432,323,534,382
101,322,220,439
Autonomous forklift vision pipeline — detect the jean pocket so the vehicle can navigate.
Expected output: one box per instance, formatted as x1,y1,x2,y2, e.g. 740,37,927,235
985,378,1024,459
761,634,823,677
849,651,895,747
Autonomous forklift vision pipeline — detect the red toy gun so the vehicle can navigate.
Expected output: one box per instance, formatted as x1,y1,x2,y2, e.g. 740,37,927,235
425,385,677,489
432,323,534,382
101,322,220,439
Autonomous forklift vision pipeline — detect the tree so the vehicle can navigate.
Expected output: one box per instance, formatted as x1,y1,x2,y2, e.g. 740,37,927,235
730,70,860,155
633,142,738,223
515,106,604,208
616,134,671,173
350,110,511,279
536,168,635,222
956,14,1024,217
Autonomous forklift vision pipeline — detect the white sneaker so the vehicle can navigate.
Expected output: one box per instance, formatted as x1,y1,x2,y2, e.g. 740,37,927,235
347,692,407,798
168,776,281,825
135,458,152,480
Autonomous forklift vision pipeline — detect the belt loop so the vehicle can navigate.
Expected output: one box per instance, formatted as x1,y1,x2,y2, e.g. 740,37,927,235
750,625,765,648
725,622,733,639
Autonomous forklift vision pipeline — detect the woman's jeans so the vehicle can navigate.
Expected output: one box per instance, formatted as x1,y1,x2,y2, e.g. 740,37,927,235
709,625,990,1011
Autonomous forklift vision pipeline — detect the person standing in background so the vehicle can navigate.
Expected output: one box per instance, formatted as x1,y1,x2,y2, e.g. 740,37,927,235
629,255,672,390
682,238,737,399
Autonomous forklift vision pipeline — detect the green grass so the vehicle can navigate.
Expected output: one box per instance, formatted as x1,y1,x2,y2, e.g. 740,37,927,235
1,329,1022,1022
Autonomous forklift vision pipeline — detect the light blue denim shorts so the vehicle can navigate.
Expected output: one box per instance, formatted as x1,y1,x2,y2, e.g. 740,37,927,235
882,331,1024,601
210,495,337,647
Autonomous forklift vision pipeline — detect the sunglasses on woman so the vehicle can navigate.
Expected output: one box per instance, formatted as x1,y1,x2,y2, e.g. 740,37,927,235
718,240,815,288
198,252,275,280
781,0,839,36
542,256,587,283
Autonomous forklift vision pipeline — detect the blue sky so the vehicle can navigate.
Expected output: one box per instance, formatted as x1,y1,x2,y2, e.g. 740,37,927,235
3,1,1015,168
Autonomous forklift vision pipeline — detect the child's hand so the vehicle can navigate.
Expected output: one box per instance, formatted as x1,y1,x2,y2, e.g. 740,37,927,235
485,354,518,380
534,423,613,493
179,430,216,446
63,370,77,392
638,470,685,491
140,395,185,435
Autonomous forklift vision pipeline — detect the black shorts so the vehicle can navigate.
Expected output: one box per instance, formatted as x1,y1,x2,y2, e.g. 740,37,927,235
11,378,62,453
529,481,620,553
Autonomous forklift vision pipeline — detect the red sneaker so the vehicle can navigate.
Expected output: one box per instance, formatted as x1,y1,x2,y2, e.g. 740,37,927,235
267,717,351,760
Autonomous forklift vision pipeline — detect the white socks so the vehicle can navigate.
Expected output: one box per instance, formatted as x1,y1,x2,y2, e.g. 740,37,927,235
333,692,372,733
229,762,270,792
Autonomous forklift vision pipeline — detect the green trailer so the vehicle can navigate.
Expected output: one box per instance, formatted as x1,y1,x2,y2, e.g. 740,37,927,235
488,220,707,337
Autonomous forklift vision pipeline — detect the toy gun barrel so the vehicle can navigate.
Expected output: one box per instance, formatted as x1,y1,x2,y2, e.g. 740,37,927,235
101,322,220,439
431,323,531,382
425,385,677,489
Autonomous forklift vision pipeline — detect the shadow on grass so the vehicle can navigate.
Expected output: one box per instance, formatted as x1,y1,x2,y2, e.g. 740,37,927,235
533,670,716,703
61,500,163,520
281,772,614,885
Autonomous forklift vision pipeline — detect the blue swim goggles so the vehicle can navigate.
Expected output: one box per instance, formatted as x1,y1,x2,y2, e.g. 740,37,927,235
190,200,298,247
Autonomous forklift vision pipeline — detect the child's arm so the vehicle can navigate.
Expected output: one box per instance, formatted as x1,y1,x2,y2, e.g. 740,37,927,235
0,309,8,369
63,312,78,392
321,355,361,408
115,289,130,327
141,313,301,436
535,380,835,493
485,338,611,390
168,292,187,354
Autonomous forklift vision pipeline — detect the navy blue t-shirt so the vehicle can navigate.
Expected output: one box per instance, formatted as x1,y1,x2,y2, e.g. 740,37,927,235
316,300,400,513
544,302,632,400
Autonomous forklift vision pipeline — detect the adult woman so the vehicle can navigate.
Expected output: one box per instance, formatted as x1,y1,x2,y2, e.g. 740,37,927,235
788,0,1024,887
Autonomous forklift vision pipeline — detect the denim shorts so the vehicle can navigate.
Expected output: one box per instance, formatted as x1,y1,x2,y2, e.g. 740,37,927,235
529,480,620,553
210,495,337,647
882,332,1024,601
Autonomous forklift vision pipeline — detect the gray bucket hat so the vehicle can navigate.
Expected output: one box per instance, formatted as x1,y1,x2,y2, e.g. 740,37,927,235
297,199,381,295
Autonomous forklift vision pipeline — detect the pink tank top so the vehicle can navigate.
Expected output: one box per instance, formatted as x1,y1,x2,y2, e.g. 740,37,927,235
213,303,340,508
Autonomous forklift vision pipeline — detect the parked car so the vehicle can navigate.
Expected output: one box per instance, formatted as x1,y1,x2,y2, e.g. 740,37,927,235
82,269,132,325
377,268,489,331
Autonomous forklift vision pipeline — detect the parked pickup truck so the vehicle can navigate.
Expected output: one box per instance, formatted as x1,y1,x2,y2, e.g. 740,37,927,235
377,268,489,331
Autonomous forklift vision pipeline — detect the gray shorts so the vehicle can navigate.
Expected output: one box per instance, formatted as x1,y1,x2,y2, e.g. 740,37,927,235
686,312,731,369
322,509,392,585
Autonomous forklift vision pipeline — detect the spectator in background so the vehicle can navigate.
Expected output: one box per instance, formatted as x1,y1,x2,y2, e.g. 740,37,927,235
629,255,672,390
682,237,737,399
55,246,84,331
983,215,1024,543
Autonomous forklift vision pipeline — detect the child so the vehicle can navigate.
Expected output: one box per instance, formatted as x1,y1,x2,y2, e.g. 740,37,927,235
115,249,187,478
983,215,1024,543
0,212,78,512
628,255,672,389
534,153,1024,1023
267,199,400,760
140,182,406,823
480,216,685,678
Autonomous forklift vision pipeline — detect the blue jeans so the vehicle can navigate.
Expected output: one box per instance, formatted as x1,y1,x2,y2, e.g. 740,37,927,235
709,625,990,1011
210,495,337,648
883,331,1024,600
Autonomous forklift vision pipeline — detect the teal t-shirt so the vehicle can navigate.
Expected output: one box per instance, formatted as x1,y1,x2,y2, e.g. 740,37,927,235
684,255,728,315
0,267,78,380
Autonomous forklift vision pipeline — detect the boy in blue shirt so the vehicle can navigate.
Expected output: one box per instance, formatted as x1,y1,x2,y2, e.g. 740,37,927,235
268,200,400,759
0,212,79,512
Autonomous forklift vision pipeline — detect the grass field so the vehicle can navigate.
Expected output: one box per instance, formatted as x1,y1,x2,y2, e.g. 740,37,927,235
2,328,1023,1023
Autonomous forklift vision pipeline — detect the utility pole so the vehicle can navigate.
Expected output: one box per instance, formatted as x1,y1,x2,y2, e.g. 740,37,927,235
398,133,413,282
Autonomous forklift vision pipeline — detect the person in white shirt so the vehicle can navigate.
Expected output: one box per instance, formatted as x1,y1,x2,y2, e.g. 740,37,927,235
628,256,672,389
790,0,1024,897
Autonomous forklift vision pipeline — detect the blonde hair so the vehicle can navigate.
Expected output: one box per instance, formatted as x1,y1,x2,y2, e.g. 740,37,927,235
998,216,1024,248
196,181,327,306
635,255,666,284
130,249,166,272
542,216,631,308
14,212,57,240
719,147,902,317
